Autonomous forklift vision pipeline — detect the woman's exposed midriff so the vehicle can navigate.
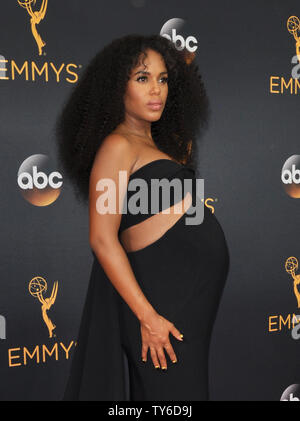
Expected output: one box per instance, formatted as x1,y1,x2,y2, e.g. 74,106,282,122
119,191,193,253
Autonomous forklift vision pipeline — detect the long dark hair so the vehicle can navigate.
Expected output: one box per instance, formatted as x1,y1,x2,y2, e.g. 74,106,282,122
55,34,210,204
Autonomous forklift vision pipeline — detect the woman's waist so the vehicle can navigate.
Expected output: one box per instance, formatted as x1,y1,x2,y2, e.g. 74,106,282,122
118,191,193,252
119,184,197,233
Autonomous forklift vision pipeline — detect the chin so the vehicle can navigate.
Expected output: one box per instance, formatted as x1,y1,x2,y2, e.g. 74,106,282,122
149,116,162,123
147,112,163,122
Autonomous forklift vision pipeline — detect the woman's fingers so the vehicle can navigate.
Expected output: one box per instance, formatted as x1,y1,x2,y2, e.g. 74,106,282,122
169,323,184,342
164,341,177,364
150,346,160,369
141,343,148,362
157,346,168,370
140,317,183,370
152,342,177,370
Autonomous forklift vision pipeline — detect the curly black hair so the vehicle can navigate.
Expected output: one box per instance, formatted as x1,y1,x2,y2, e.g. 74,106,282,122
55,34,210,204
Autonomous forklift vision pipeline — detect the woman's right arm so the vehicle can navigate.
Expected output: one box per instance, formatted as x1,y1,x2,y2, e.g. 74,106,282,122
89,134,183,369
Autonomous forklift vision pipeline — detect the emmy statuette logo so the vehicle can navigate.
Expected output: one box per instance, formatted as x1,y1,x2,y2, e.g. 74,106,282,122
268,256,300,334
287,16,300,63
269,16,300,93
29,276,58,338
285,257,300,308
18,0,48,56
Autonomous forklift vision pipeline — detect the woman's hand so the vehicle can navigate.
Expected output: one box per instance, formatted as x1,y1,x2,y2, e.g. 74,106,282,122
140,310,183,370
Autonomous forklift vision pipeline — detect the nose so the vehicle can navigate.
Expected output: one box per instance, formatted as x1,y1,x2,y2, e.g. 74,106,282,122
149,79,161,94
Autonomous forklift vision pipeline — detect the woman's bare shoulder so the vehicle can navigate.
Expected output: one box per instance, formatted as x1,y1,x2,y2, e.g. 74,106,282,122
93,132,138,172
102,131,133,149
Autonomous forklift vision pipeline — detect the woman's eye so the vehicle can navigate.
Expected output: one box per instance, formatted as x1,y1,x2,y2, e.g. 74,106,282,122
136,76,168,83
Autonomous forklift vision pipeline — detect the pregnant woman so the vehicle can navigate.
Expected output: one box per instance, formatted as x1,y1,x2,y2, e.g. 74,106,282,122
56,34,230,401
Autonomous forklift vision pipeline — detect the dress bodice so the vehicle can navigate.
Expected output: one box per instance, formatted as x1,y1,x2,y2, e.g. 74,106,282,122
118,159,196,234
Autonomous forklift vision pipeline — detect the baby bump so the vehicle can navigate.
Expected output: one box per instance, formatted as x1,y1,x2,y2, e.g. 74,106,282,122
122,204,230,323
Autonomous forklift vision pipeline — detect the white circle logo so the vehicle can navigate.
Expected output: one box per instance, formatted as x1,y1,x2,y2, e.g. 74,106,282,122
17,154,63,206
160,18,198,64
281,384,300,401
281,155,300,198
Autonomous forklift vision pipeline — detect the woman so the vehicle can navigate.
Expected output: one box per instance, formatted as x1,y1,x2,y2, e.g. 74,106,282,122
56,34,230,401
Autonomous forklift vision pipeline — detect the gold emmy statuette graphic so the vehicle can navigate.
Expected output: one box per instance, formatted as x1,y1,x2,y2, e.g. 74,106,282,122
287,16,300,63
285,257,300,308
18,0,48,56
29,276,58,338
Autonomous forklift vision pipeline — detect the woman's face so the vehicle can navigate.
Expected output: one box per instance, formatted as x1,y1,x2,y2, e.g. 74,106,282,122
124,49,168,123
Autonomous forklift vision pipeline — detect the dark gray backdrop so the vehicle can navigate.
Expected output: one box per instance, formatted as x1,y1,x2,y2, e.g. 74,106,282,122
0,0,299,401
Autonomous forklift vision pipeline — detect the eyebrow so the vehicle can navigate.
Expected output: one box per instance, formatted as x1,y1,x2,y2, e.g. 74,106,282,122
133,70,168,76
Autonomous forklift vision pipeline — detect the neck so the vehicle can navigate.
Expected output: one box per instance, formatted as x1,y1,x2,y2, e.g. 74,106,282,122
118,118,152,139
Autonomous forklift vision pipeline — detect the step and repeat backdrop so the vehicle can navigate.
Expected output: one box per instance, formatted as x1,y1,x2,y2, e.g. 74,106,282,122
0,0,299,401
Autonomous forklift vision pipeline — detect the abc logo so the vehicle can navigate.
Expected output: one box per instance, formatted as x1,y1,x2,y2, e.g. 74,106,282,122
18,166,62,189
160,18,198,53
0,315,6,340
281,384,300,401
281,155,300,198
17,154,63,206
161,28,197,52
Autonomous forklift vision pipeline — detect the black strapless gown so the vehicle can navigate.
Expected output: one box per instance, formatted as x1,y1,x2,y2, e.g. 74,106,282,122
62,159,230,401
